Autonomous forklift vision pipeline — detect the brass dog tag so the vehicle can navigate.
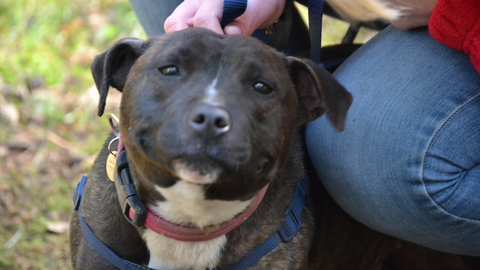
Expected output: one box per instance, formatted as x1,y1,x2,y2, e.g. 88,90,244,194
106,151,117,182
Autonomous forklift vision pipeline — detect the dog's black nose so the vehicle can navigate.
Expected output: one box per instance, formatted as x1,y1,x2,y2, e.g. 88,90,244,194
189,105,231,136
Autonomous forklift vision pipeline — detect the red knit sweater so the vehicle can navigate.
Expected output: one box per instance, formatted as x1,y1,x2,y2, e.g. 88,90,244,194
429,0,480,74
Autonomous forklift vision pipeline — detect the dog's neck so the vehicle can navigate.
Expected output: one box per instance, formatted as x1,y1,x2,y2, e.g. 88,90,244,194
125,158,271,269
116,133,305,270
80,133,306,270
125,151,268,230
143,180,257,269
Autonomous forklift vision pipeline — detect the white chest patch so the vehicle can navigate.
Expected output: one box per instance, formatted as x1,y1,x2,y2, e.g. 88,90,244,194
143,180,253,270
144,230,226,270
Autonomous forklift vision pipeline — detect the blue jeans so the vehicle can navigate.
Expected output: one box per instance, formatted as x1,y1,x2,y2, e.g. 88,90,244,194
307,26,480,256
129,1,480,256
129,0,183,36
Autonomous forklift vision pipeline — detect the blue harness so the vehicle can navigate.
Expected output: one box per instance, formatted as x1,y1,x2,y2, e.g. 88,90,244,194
73,173,310,270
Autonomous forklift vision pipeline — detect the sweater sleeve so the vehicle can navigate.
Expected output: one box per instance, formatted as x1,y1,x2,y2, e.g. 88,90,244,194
428,0,480,74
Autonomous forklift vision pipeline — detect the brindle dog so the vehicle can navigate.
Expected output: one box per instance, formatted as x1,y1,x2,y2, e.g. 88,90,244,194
70,28,478,270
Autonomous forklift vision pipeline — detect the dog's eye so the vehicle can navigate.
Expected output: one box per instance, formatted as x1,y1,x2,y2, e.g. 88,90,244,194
252,82,272,94
159,66,179,76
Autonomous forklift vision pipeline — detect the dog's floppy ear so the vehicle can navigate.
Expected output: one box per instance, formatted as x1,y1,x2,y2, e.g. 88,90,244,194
287,56,353,131
91,38,149,116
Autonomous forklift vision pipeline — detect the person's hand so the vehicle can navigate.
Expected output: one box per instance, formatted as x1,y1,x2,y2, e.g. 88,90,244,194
164,0,286,36
385,0,439,29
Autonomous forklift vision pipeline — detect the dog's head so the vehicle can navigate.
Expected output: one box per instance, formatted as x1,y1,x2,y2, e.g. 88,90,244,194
91,28,352,201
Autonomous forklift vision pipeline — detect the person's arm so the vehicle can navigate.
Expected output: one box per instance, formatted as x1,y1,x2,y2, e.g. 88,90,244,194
428,0,480,73
384,0,438,29
164,0,285,36
163,0,440,35
163,0,480,74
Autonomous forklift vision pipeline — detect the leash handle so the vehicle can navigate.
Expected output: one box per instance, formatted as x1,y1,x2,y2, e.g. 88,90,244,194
220,0,247,28
220,0,325,64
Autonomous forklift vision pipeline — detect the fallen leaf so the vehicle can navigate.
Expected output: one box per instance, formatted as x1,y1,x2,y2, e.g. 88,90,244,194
46,221,70,234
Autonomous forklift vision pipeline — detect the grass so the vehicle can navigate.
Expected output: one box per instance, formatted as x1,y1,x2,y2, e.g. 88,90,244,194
0,0,145,269
0,1,377,269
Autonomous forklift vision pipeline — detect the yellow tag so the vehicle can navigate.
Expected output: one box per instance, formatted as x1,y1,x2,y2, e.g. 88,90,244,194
106,151,117,182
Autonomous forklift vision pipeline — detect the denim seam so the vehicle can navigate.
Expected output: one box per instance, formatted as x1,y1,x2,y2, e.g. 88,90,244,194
421,94,480,222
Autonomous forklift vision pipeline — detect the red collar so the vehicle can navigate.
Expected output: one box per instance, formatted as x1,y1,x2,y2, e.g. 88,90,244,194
116,134,269,242
130,185,268,242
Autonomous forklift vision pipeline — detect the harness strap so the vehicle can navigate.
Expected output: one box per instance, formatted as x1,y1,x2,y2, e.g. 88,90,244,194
73,175,309,270
217,177,309,270
308,0,325,65
74,176,154,270
220,0,248,28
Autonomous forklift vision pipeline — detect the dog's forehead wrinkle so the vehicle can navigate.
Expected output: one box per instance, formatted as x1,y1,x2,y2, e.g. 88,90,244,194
226,58,280,90
149,40,224,74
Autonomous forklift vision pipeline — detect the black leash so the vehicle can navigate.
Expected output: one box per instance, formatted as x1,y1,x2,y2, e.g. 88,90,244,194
221,0,325,64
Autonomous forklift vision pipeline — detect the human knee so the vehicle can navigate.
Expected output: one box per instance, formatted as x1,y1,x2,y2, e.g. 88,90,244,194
422,96,480,221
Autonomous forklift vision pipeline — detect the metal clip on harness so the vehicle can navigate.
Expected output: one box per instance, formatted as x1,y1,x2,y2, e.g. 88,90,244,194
114,151,147,228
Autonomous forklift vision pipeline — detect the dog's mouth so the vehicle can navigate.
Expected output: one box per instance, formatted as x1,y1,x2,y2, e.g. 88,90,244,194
171,154,271,185
172,155,224,185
